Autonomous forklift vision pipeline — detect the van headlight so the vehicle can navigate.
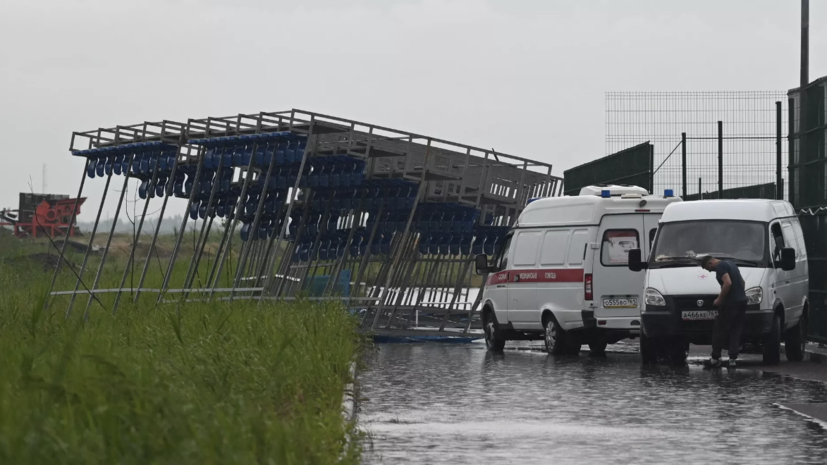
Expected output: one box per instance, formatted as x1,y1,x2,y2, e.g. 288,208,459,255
746,287,762,305
645,288,666,307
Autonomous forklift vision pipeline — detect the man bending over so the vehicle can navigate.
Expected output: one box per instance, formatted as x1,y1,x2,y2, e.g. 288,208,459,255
701,255,748,369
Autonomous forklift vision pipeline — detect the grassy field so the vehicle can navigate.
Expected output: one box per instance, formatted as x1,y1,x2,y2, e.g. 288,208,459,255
0,231,364,464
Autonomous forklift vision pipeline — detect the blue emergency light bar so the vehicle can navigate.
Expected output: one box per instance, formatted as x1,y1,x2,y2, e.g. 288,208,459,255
601,190,611,198
664,189,674,198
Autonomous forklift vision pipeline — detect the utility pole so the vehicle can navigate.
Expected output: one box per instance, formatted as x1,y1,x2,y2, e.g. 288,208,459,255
801,0,809,90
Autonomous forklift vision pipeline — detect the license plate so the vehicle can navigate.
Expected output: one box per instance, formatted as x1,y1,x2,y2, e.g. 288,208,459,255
682,310,718,321
603,298,638,308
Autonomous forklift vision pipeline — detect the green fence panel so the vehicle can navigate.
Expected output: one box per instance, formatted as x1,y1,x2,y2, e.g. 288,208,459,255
683,182,778,201
799,213,827,344
563,142,652,196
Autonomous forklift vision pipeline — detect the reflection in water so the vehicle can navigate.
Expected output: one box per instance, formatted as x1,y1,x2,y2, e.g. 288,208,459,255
359,344,827,464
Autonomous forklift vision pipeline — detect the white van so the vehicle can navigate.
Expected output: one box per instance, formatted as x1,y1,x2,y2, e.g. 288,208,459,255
475,185,682,355
627,199,809,365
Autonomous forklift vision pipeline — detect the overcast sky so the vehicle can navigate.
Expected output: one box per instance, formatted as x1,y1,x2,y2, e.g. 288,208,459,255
1,0,824,221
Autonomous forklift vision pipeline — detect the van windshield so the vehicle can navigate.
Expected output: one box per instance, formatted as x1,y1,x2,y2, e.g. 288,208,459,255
650,220,767,268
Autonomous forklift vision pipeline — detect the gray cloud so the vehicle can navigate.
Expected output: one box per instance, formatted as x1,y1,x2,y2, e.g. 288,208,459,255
0,0,823,220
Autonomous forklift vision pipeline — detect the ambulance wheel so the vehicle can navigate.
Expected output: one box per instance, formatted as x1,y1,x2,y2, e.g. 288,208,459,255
640,333,658,365
483,309,506,352
588,333,608,356
567,332,583,355
543,315,568,356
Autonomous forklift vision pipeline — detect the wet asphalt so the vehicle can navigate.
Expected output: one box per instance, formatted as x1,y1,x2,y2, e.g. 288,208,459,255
359,342,827,464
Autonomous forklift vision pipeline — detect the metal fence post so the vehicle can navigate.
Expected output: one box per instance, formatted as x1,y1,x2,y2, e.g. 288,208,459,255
681,132,687,198
788,97,796,206
776,101,783,200
649,144,654,194
718,121,723,196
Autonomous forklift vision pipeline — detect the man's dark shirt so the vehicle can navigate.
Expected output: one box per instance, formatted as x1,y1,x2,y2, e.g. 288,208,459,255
716,260,747,303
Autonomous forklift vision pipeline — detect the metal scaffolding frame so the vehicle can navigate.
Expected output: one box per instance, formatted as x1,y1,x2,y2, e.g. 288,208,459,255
49,109,562,337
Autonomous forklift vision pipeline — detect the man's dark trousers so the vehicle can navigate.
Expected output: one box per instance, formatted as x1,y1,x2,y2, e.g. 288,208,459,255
712,301,748,360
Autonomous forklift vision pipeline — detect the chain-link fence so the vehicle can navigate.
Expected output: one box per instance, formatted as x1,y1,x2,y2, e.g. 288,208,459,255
606,91,786,200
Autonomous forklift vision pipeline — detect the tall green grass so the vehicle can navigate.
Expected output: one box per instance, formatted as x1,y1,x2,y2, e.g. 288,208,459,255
0,244,364,464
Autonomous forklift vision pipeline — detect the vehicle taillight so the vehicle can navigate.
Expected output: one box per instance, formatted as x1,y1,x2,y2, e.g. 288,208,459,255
585,273,593,301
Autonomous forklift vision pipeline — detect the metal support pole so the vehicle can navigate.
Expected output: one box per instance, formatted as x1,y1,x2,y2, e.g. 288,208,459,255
325,192,367,296
181,144,230,299
788,98,796,205
260,128,314,300
699,178,703,200
113,149,165,315
210,140,263,301
273,191,315,298
776,101,783,200
230,138,281,301
649,144,654,194
152,146,207,304
133,135,188,303
83,153,136,319
66,169,114,317
439,260,473,331
383,236,420,327
349,200,386,310
371,140,431,329
681,132,687,198
717,121,723,196
43,158,90,313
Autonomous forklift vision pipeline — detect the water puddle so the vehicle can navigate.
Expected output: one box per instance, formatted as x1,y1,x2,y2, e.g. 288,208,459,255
359,343,827,464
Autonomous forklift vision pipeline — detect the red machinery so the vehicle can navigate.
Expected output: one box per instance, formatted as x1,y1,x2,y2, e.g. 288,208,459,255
0,193,86,239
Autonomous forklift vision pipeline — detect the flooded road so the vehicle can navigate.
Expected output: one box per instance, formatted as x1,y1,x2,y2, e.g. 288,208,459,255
359,343,827,464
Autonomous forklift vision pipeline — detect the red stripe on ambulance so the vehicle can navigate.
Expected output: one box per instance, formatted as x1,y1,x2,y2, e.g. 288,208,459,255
486,269,584,285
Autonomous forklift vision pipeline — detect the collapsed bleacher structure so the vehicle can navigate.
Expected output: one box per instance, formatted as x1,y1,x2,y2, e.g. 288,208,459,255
48,110,561,337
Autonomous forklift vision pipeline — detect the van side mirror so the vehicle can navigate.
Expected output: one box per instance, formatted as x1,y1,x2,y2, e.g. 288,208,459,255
628,249,647,272
475,254,491,275
781,247,796,271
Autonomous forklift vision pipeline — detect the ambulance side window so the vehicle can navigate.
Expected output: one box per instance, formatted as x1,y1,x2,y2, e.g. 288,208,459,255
495,236,512,271
601,229,640,266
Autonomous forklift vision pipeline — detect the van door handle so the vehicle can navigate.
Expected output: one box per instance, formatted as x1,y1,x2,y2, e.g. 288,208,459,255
785,281,790,284
496,285,506,288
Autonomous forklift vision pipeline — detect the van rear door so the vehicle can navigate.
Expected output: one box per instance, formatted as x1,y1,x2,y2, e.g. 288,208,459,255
592,214,646,323
644,215,660,254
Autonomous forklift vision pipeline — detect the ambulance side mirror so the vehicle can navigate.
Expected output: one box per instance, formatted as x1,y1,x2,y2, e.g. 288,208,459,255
475,254,491,275
780,247,796,271
628,249,647,272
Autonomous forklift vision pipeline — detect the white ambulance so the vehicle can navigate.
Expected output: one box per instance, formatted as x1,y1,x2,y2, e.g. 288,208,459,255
475,185,682,354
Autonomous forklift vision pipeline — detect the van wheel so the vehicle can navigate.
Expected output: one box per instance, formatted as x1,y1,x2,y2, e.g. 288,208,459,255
543,317,568,355
763,314,781,365
640,333,658,364
785,314,807,362
567,333,583,355
588,334,608,356
668,340,689,366
483,311,506,352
